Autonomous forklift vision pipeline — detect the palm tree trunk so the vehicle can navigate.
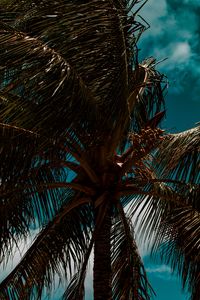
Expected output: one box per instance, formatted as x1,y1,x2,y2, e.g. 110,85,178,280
93,207,112,300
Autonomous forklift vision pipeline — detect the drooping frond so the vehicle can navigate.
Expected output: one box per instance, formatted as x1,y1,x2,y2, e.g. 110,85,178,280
155,207,200,300
111,203,154,300
0,123,81,260
154,125,200,184
1,0,151,140
121,167,199,244
0,23,98,139
123,175,200,299
62,238,94,300
118,126,199,247
0,197,93,300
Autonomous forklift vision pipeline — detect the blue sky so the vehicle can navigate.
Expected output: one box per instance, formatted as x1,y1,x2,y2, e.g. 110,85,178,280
1,0,199,299
139,0,200,133
143,255,188,300
138,0,200,299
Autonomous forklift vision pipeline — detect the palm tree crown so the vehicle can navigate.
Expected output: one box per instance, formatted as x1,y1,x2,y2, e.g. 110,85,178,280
0,0,199,299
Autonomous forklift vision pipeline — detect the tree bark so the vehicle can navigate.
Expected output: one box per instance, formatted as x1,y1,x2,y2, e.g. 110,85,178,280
93,207,112,300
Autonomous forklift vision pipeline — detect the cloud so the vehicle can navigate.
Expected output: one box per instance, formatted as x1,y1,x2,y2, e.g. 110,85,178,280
139,0,197,61
146,264,172,274
140,0,200,131
146,264,174,280
170,42,191,62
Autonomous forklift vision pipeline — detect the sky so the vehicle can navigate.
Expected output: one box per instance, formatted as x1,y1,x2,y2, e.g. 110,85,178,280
139,0,200,133
137,0,200,299
1,0,200,299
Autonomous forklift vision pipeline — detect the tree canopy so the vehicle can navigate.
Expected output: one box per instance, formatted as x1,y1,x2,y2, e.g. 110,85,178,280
0,0,199,299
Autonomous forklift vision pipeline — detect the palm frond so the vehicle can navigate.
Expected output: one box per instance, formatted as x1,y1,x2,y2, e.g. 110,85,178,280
123,176,200,299
111,203,154,300
124,176,199,246
0,197,92,300
0,182,73,264
129,58,166,132
0,23,98,139
1,0,151,139
62,238,94,300
154,125,200,184
155,207,200,300
0,123,79,259
0,120,101,263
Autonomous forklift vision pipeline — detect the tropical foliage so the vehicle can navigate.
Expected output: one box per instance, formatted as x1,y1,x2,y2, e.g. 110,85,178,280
0,0,199,299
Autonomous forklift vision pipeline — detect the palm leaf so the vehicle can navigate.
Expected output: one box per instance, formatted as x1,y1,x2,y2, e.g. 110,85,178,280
124,176,200,299
0,23,99,139
129,58,166,132
1,0,152,138
0,120,100,263
154,125,200,184
111,202,154,300
0,123,80,259
122,173,199,245
155,207,200,300
0,197,92,300
62,238,94,300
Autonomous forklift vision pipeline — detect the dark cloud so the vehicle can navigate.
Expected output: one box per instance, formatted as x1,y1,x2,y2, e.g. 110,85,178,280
138,0,200,131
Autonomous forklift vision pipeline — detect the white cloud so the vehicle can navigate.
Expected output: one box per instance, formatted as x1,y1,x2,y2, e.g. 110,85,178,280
137,0,200,105
146,264,172,274
139,0,198,61
171,42,191,63
146,264,174,281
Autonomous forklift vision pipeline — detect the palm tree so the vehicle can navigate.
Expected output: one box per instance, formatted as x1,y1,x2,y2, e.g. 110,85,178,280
0,0,199,299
